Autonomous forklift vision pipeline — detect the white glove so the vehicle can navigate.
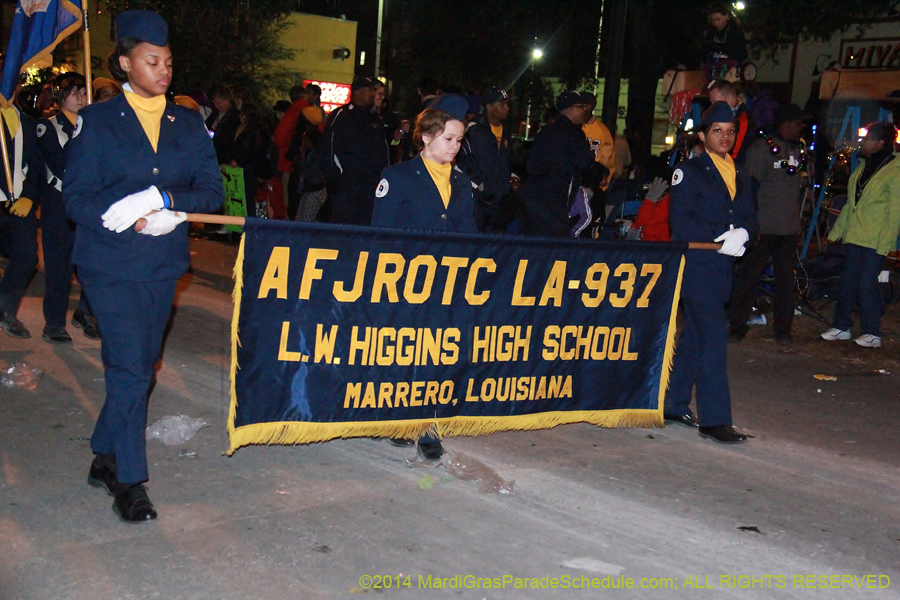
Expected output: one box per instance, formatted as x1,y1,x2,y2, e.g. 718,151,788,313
102,186,165,233
646,177,669,203
137,210,186,236
714,225,750,257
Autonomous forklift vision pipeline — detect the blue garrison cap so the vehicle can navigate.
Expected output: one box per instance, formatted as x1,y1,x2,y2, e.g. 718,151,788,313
115,10,168,46
430,93,469,121
701,101,736,128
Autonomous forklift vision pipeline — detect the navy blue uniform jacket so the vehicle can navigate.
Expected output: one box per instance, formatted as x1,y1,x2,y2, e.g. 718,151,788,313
371,155,477,233
64,94,224,281
457,114,511,205
37,113,74,187
1,110,44,203
669,152,758,301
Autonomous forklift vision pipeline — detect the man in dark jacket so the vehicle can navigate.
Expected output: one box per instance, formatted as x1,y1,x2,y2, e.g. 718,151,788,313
728,104,805,345
320,77,390,225
520,90,606,237
457,86,513,232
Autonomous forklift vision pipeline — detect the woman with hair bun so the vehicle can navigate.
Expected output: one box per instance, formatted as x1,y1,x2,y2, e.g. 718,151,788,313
371,94,477,461
64,9,223,523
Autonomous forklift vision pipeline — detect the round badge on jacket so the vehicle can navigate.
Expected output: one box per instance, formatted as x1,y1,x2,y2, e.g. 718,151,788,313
672,168,684,186
36,124,46,137
375,178,389,198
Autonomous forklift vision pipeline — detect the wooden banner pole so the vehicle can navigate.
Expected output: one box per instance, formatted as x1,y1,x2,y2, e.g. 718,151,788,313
180,213,722,250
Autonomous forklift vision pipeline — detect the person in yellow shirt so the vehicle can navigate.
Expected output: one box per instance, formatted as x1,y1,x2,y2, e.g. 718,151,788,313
581,92,615,191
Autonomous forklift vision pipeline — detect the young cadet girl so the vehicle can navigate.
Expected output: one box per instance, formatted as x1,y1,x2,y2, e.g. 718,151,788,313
371,94,477,461
37,72,100,343
64,10,223,522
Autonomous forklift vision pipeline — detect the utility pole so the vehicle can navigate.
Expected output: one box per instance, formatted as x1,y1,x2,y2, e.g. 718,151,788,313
375,0,385,78
601,0,627,134
593,1,604,79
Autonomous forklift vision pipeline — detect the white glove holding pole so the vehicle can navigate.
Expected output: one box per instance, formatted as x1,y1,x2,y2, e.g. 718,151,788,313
137,209,186,236
102,186,165,233
714,225,749,257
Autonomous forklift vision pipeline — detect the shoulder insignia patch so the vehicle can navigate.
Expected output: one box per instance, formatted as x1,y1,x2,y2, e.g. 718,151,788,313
375,178,389,198
72,115,83,138
36,123,46,137
672,168,684,186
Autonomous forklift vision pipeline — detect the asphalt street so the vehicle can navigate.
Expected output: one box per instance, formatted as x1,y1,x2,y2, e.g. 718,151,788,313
1,237,898,600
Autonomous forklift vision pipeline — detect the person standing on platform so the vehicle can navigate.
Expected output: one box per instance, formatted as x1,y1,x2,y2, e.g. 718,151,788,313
36,72,101,343
728,104,805,345
0,97,45,338
371,94,476,460
64,9,224,522
321,77,390,225
664,101,757,444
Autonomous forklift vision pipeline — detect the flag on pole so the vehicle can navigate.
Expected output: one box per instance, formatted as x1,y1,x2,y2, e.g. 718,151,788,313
0,0,83,107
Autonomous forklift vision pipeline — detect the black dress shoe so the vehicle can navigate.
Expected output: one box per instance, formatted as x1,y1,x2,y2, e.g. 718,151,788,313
87,460,118,496
664,413,699,428
387,437,415,447
0,311,30,339
113,484,157,523
42,325,72,344
71,310,101,340
727,330,746,343
417,441,444,461
699,425,748,444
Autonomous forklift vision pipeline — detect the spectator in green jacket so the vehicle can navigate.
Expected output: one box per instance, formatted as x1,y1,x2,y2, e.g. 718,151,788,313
821,122,900,348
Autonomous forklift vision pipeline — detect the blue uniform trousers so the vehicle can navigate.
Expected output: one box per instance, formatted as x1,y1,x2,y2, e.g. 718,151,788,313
41,189,90,327
0,208,38,316
666,296,733,427
81,275,177,484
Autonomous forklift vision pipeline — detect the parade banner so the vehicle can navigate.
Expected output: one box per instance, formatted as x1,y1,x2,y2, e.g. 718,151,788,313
227,220,686,453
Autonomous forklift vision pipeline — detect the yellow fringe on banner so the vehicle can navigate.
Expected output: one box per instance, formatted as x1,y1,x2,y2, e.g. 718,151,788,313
226,234,246,446
227,408,661,451
655,255,686,422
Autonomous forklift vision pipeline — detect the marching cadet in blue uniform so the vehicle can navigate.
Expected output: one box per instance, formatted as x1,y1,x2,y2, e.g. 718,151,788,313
371,96,477,234
371,94,476,460
36,72,100,343
64,10,224,522
665,101,757,444
0,104,44,339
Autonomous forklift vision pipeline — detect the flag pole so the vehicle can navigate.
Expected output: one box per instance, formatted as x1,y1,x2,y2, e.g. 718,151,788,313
0,114,15,204
175,214,724,249
82,0,93,104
